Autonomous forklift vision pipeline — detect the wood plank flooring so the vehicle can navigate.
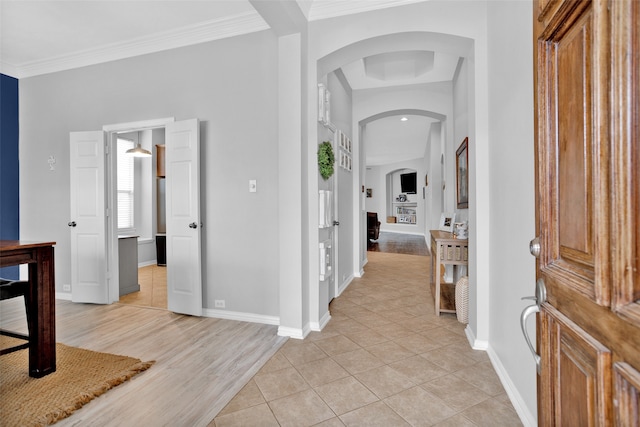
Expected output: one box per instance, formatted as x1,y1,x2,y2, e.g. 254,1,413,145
368,231,430,256
0,298,287,426
118,264,167,309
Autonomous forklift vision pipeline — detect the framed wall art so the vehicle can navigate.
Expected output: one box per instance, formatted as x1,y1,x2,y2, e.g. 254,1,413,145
456,137,469,208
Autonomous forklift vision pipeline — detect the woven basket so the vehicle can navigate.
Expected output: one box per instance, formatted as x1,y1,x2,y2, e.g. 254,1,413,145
455,276,469,324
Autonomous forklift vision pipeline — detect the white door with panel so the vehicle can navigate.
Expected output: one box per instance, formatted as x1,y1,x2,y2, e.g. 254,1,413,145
165,119,202,316
69,131,110,303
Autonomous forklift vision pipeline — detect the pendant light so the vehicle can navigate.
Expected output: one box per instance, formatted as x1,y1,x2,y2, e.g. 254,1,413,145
125,142,152,157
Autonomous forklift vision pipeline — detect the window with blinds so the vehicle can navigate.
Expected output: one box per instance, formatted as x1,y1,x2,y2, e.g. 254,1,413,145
117,138,135,230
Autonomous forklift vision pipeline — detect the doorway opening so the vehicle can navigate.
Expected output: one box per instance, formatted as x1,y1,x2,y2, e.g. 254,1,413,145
103,118,174,310
70,118,202,315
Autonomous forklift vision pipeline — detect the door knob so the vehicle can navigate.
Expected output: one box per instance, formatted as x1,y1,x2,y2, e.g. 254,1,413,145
333,220,340,226
520,278,547,374
529,237,541,258
189,222,198,229
68,221,77,227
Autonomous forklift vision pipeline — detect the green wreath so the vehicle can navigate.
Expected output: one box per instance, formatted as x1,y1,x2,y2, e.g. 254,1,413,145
317,141,335,180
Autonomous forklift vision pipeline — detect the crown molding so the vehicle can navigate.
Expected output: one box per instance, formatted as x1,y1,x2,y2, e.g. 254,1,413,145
308,0,426,21
12,11,269,79
0,62,20,79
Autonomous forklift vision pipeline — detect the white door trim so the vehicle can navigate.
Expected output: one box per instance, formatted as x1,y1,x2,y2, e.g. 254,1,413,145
103,117,175,133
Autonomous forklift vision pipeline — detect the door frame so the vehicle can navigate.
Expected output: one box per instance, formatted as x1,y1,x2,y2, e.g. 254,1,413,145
329,125,340,300
103,117,175,302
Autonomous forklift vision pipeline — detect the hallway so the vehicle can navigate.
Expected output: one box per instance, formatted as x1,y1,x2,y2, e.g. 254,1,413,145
211,236,522,426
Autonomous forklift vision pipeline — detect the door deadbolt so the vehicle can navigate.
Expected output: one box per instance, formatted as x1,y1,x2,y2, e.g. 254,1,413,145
529,237,541,258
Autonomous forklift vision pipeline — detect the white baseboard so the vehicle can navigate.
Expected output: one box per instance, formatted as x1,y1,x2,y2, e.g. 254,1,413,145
202,308,279,326
465,324,488,350
277,323,310,340
138,260,158,268
465,326,537,426
358,258,367,277
486,346,537,427
337,274,353,297
310,311,331,331
379,229,424,236
55,292,72,301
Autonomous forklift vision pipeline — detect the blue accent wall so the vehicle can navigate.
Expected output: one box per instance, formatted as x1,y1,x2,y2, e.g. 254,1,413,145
0,73,20,279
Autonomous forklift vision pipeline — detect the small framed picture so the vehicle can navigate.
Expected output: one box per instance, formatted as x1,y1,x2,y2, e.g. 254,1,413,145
439,212,456,233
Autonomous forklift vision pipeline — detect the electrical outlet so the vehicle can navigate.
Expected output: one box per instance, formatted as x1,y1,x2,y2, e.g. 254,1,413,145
249,180,257,193
215,300,225,309
63,284,71,292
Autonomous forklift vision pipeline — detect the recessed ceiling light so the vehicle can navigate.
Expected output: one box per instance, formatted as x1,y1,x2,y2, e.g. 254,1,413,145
400,117,408,121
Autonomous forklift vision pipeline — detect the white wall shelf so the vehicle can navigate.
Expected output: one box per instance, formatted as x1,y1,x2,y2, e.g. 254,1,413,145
393,202,417,224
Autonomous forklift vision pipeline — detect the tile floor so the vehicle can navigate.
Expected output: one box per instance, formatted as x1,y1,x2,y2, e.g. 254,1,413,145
210,251,522,426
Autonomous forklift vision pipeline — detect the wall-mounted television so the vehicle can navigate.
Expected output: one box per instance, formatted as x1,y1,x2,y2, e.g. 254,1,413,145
400,172,417,194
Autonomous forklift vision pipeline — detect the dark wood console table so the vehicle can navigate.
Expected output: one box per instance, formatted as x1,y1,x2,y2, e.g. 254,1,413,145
0,240,56,377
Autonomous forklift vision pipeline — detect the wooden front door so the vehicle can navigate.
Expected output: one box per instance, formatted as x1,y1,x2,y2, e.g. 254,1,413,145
533,0,639,424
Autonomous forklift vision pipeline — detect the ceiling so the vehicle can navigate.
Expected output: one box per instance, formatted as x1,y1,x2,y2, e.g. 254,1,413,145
0,0,458,166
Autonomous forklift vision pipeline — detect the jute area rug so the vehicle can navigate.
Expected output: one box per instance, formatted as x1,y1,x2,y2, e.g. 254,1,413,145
0,339,154,426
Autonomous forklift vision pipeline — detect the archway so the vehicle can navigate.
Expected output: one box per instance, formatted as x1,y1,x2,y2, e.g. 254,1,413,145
312,30,476,334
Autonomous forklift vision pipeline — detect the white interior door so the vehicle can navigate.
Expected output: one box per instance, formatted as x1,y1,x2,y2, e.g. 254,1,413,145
70,131,109,303
165,119,202,316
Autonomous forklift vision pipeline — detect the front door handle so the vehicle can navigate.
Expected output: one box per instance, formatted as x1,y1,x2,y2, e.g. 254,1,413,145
68,221,77,227
333,220,340,226
520,278,547,374
189,222,198,229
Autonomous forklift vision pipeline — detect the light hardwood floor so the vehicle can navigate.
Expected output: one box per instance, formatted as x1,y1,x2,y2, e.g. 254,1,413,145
0,298,286,426
118,264,167,309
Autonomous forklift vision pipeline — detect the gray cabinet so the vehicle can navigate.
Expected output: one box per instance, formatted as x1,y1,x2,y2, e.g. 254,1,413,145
118,235,140,296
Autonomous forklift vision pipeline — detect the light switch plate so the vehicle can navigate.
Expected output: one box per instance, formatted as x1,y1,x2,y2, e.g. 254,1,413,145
249,180,257,192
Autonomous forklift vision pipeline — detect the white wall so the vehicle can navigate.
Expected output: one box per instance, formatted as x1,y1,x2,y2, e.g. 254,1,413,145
327,71,354,293
453,58,470,224
427,123,443,236
486,1,537,424
278,32,307,336
19,31,281,317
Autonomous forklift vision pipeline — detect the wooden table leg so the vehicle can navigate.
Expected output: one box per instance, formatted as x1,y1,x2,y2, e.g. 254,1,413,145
27,246,56,377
